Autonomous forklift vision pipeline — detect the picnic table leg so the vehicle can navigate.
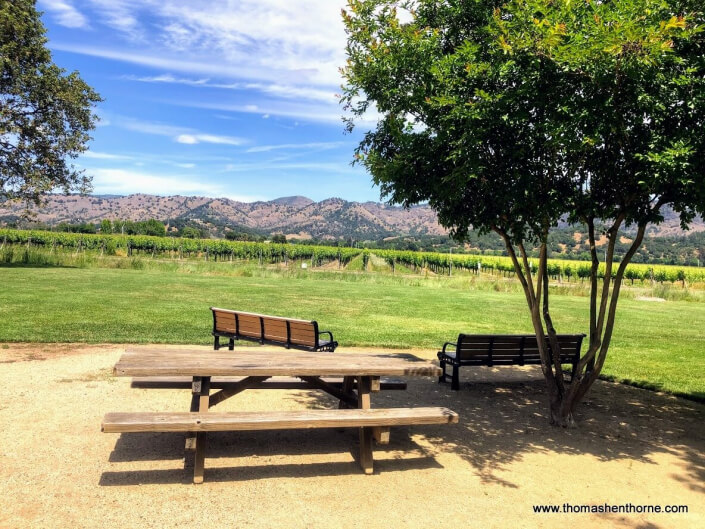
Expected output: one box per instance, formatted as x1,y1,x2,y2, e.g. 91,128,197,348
338,376,356,409
357,376,374,474
193,376,211,484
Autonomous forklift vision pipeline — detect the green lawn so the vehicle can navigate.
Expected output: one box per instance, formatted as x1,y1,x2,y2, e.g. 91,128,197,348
0,265,703,400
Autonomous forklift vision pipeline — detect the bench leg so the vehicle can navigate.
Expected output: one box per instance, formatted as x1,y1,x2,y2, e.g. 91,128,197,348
357,376,374,474
373,427,390,445
228,338,235,351
451,365,460,391
213,336,220,350
438,358,446,383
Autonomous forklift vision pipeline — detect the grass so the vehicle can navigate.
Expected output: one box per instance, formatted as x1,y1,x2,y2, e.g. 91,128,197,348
1,259,704,402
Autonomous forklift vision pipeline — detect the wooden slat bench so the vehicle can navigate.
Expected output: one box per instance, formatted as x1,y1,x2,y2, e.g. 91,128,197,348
437,334,586,390
102,407,458,477
211,307,338,352
131,376,407,391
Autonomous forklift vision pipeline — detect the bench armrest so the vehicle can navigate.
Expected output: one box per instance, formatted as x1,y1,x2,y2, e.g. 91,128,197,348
318,330,334,342
441,341,457,354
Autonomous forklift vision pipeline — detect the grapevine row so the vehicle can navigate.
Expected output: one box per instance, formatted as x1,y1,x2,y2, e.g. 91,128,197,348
0,229,361,265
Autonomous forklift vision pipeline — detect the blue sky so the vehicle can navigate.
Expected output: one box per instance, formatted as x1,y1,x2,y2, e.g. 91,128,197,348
38,0,381,203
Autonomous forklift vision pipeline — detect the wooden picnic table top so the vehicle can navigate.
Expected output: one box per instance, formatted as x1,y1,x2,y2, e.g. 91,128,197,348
113,348,442,378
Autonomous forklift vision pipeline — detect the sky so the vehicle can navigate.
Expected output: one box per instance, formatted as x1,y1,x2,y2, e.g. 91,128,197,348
38,0,381,203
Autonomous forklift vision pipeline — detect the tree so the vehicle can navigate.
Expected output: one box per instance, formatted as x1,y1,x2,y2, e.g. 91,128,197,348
271,233,288,244
342,0,705,426
0,0,102,208
100,219,113,234
180,226,202,239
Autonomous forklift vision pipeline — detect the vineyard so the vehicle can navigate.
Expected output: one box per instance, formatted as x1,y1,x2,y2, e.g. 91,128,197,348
2,228,705,285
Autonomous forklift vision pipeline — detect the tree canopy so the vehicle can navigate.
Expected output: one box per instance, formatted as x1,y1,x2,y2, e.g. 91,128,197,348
0,0,102,208
342,0,705,425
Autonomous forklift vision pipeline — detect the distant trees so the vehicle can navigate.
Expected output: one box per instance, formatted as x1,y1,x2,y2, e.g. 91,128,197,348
271,234,288,244
56,221,96,234
100,219,165,237
179,226,202,239
225,231,263,242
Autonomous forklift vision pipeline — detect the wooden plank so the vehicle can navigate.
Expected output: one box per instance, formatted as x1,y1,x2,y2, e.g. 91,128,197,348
210,307,314,326
102,408,459,433
208,376,270,407
115,349,441,378
299,376,358,407
131,376,406,391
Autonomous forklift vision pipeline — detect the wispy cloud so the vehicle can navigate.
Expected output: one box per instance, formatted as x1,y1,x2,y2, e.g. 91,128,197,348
47,1,354,125
113,116,247,146
246,142,344,153
176,134,245,146
222,161,358,175
39,0,88,29
81,151,133,160
124,74,337,104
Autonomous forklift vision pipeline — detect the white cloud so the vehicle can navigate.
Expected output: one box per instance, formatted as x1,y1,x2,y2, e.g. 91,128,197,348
246,142,344,153
122,74,210,86
174,163,196,169
118,117,185,137
124,74,337,104
175,134,199,145
39,0,88,29
48,1,357,124
114,116,247,146
176,134,245,146
222,161,358,175
81,151,133,160
89,168,223,196
168,99,370,126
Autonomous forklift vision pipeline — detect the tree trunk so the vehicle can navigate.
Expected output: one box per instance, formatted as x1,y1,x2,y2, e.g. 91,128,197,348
493,217,648,427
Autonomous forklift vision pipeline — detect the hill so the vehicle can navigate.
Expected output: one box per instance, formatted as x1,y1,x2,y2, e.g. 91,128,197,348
0,193,447,240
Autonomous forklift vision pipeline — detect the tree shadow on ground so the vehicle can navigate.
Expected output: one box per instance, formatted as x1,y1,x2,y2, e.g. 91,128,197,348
406,368,705,492
283,366,705,492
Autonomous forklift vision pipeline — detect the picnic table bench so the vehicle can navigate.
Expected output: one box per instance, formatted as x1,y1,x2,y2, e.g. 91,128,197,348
211,307,338,351
103,348,458,483
438,333,586,390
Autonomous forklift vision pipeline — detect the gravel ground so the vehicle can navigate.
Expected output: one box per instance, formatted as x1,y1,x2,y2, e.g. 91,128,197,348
1,343,703,529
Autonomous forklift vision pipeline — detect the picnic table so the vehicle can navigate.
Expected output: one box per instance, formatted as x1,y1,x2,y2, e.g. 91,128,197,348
103,348,458,483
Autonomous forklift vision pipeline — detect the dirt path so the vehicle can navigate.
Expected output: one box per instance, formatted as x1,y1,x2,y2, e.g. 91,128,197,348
0,343,702,529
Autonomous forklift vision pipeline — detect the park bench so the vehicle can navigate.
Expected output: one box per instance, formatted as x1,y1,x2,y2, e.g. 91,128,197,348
211,307,338,352
132,310,406,392
437,333,586,390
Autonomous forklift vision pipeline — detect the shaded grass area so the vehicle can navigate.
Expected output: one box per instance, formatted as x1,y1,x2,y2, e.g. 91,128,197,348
0,265,703,400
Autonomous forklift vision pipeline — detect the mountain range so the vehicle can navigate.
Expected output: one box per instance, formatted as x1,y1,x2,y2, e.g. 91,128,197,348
1,193,703,241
